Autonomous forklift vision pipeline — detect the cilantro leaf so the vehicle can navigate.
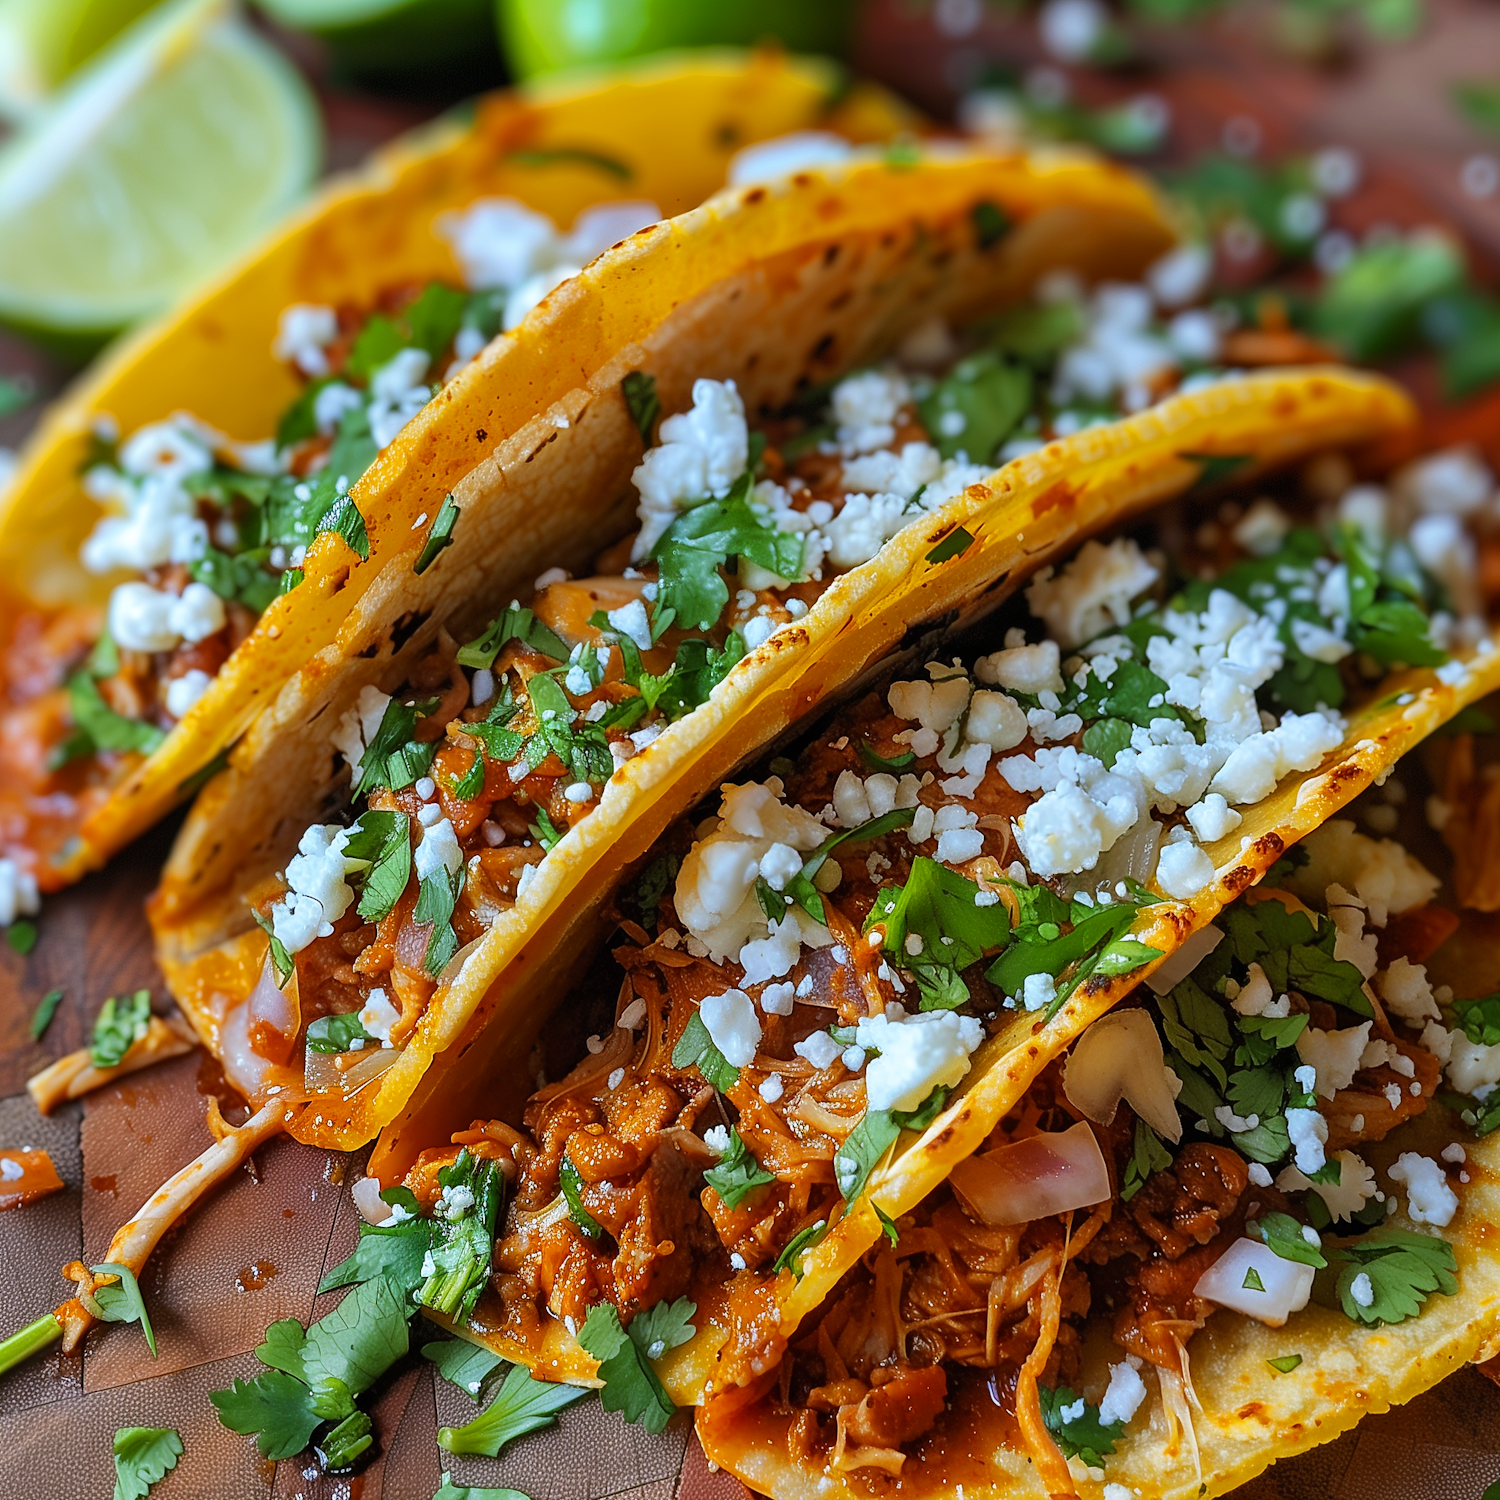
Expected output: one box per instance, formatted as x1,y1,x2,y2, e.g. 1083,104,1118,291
305,1012,372,1054
91,1262,157,1356
916,351,1031,463
343,809,412,922
90,991,151,1069
858,741,915,773
1456,993,1500,1047
1335,1229,1458,1325
1038,1384,1124,1468
1266,1353,1303,1374
29,988,63,1041
671,1010,738,1091
870,858,1011,1011
651,475,803,631
302,1273,411,1394
772,1218,829,1277
1251,1212,1327,1268
415,494,461,575
438,1360,589,1455
971,199,1010,249
352,697,439,799
112,1427,182,1500
316,494,371,561
833,1110,900,1206
414,869,462,977
210,1370,323,1459
423,1338,504,1400
318,1203,431,1297
926,527,975,564
52,672,165,768
1121,1117,1172,1202
622,371,660,443
577,1299,693,1434
704,1127,776,1209
457,603,568,670
620,852,678,933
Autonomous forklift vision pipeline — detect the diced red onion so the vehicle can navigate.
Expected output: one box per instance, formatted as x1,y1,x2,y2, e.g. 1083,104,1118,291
948,1121,1112,1226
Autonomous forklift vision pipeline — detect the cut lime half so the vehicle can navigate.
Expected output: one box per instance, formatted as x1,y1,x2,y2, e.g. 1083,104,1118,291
0,0,161,120
0,0,322,339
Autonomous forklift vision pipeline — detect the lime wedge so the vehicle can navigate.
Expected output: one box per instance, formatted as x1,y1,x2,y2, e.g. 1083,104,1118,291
258,0,498,81
497,0,858,81
0,0,160,119
0,0,321,339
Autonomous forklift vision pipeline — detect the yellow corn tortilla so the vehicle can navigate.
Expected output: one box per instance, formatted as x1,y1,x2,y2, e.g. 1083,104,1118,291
150,141,1185,1152
1,48,914,886
695,768,1500,1500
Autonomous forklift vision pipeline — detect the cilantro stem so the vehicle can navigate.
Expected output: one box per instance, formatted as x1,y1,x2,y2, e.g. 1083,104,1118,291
420,1258,481,1319
0,1312,62,1374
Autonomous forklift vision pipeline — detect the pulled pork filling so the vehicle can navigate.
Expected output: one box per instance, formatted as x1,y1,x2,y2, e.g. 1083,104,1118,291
242,264,1274,1099
0,194,659,897
741,814,1485,1484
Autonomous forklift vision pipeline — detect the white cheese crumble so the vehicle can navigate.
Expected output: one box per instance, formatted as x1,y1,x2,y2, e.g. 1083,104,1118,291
699,990,762,1068
1025,537,1159,651
0,858,40,927
331,685,393,780
108,580,225,653
1097,1359,1147,1427
358,988,400,1047
270,823,359,954
1295,1022,1371,1098
632,378,749,558
855,1010,983,1112
1387,1152,1458,1227
1285,818,1439,927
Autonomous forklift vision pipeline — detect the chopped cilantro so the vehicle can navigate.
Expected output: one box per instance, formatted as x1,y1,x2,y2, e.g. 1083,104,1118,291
432,1475,531,1500
318,1186,430,1297
90,991,151,1069
875,1204,901,1246
620,852,678,933
529,806,564,852
1243,1265,1265,1291
352,696,440,799
671,1010,738,1092
315,494,371,561
7,920,37,955
1333,1228,1458,1326
414,868,462,976
415,495,461,574
305,1012,373,1054
189,546,280,613
650,472,803,631
593,615,746,721
577,1298,695,1434
858,741,916,773
457,603,568,670
112,1427,182,1500
50,672,165,769
343,809,412,922
29,988,63,1041
560,1155,605,1239
971,198,1010,249
868,857,1011,1011
1456,993,1500,1047
622,371,660,443
704,1127,776,1209
916,350,1031,463
1266,1354,1303,1374
1038,1384,1123,1468
524,672,614,784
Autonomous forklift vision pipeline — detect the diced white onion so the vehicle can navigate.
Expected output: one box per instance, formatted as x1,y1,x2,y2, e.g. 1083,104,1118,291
1193,1237,1314,1326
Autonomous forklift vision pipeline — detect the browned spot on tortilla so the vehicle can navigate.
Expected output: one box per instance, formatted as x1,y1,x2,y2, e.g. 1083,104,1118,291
1253,832,1285,860
744,187,766,206
1031,478,1078,518
1237,1402,1268,1421
1222,866,1256,893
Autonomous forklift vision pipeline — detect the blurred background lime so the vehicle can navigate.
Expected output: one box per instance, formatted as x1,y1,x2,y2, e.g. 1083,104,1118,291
0,0,320,345
257,0,499,84
0,0,160,118
497,0,858,80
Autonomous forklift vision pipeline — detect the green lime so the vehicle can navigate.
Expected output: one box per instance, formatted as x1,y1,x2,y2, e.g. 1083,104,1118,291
0,0,321,341
0,0,160,118
497,0,858,81
258,0,499,82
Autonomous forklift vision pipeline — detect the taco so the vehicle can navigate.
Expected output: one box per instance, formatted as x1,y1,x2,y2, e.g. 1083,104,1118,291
339,428,1500,1433
143,138,1216,1150
0,49,910,910
695,723,1500,1500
